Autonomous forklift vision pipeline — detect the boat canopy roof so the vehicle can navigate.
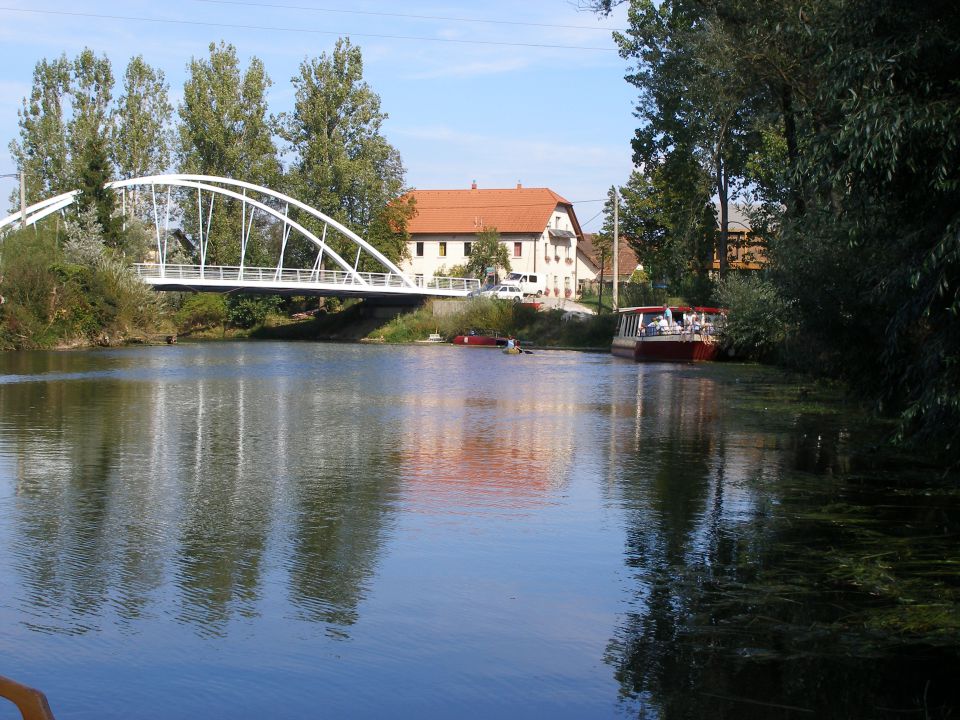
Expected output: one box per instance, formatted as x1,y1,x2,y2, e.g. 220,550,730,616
618,305,725,315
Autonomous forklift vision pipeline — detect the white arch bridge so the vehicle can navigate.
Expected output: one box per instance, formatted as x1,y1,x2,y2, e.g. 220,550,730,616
0,174,479,299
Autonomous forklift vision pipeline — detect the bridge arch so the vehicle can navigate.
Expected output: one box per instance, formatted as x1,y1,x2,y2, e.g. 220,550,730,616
0,174,416,289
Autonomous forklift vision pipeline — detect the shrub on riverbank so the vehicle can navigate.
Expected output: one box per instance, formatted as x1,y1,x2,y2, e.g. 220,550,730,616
0,225,168,349
175,293,228,334
714,272,792,362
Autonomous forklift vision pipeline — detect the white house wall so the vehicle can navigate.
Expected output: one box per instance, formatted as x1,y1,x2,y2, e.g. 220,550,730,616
403,204,582,298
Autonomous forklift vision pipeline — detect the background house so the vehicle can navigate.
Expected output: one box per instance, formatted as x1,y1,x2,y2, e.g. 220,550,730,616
577,233,642,297
712,203,765,271
402,182,585,298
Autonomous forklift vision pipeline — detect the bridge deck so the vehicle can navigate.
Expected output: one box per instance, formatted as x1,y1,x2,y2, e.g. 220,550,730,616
134,264,480,298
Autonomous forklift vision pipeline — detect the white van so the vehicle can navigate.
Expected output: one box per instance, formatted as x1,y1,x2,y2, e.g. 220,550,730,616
504,272,545,297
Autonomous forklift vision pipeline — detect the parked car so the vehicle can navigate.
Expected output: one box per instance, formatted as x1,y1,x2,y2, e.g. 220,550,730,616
504,272,545,297
479,283,524,302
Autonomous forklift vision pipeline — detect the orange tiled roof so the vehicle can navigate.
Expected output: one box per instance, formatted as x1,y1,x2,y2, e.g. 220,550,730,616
404,186,573,234
580,232,641,276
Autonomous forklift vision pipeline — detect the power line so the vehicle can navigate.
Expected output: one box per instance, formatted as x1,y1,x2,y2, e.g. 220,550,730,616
0,7,617,52
193,0,627,33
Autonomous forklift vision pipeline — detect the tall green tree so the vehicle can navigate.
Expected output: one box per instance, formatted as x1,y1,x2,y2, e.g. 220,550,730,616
619,158,715,300
177,42,280,265
112,56,172,182
465,227,511,281
366,195,415,268
775,0,960,451
8,55,72,206
614,0,763,275
280,38,407,268
68,49,115,189
75,135,122,247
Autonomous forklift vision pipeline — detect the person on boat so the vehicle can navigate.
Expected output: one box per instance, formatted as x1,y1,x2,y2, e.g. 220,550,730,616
647,317,660,336
657,315,669,333
691,312,701,334
505,337,516,350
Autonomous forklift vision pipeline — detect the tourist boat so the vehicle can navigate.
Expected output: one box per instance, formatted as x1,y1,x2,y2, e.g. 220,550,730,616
452,334,508,347
611,306,725,362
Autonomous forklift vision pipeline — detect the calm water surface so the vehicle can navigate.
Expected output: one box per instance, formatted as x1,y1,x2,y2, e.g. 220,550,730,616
0,342,957,719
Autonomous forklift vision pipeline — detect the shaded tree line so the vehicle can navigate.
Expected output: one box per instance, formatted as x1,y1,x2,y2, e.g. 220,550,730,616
590,0,960,457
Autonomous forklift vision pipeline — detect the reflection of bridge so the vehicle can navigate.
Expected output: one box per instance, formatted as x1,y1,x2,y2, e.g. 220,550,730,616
0,174,479,298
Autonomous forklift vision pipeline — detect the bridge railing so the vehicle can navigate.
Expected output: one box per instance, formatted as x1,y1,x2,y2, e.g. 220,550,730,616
132,264,481,293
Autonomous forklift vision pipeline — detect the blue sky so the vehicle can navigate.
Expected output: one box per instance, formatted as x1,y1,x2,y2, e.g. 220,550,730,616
0,0,638,230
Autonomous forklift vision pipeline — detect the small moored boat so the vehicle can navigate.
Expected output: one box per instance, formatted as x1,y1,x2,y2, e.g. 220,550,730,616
612,306,725,362
453,334,508,347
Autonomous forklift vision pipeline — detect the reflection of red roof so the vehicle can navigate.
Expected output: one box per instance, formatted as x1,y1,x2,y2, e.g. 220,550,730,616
404,187,573,234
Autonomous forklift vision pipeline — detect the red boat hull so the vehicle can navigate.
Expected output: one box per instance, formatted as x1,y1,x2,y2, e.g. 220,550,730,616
611,336,720,362
453,335,508,347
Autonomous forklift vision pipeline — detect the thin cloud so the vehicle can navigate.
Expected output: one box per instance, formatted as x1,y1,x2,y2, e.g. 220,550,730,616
405,57,530,80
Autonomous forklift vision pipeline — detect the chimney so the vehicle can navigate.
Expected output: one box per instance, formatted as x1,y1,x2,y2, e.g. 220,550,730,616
471,180,477,190
516,181,522,189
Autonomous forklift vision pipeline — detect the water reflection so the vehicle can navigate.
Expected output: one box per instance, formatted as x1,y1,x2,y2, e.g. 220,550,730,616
0,344,400,639
1,346,956,718
606,365,960,718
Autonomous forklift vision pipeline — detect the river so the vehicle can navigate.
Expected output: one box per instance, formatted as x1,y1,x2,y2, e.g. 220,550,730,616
0,342,956,719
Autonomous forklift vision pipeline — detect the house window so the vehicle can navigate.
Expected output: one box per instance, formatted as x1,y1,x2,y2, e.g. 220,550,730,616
439,241,447,257
513,242,522,257
463,242,472,256
415,273,424,286
415,241,424,257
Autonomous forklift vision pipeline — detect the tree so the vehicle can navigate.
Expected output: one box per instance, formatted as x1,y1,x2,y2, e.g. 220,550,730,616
68,49,115,189
614,0,763,276
591,226,612,310
618,160,714,300
75,134,122,247
112,56,172,183
280,38,408,268
366,195,415,268
8,55,72,206
465,227,511,282
594,0,960,455
177,42,280,265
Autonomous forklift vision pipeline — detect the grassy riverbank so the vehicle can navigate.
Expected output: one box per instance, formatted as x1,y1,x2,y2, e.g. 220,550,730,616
249,298,616,349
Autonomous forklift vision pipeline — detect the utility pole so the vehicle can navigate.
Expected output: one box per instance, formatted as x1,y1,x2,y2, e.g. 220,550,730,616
611,186,619,311
19,171,26,229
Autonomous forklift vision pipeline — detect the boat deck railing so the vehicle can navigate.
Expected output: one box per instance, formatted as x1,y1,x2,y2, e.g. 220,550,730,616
0,675,56,720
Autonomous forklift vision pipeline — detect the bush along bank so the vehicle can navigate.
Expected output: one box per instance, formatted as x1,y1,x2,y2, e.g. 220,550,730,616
0,221,172,350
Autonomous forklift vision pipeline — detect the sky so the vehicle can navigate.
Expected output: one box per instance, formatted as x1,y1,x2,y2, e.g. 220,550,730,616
0,0,639,231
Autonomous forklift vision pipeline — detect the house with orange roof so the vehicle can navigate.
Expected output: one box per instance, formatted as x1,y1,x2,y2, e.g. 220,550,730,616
401,182,586,299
